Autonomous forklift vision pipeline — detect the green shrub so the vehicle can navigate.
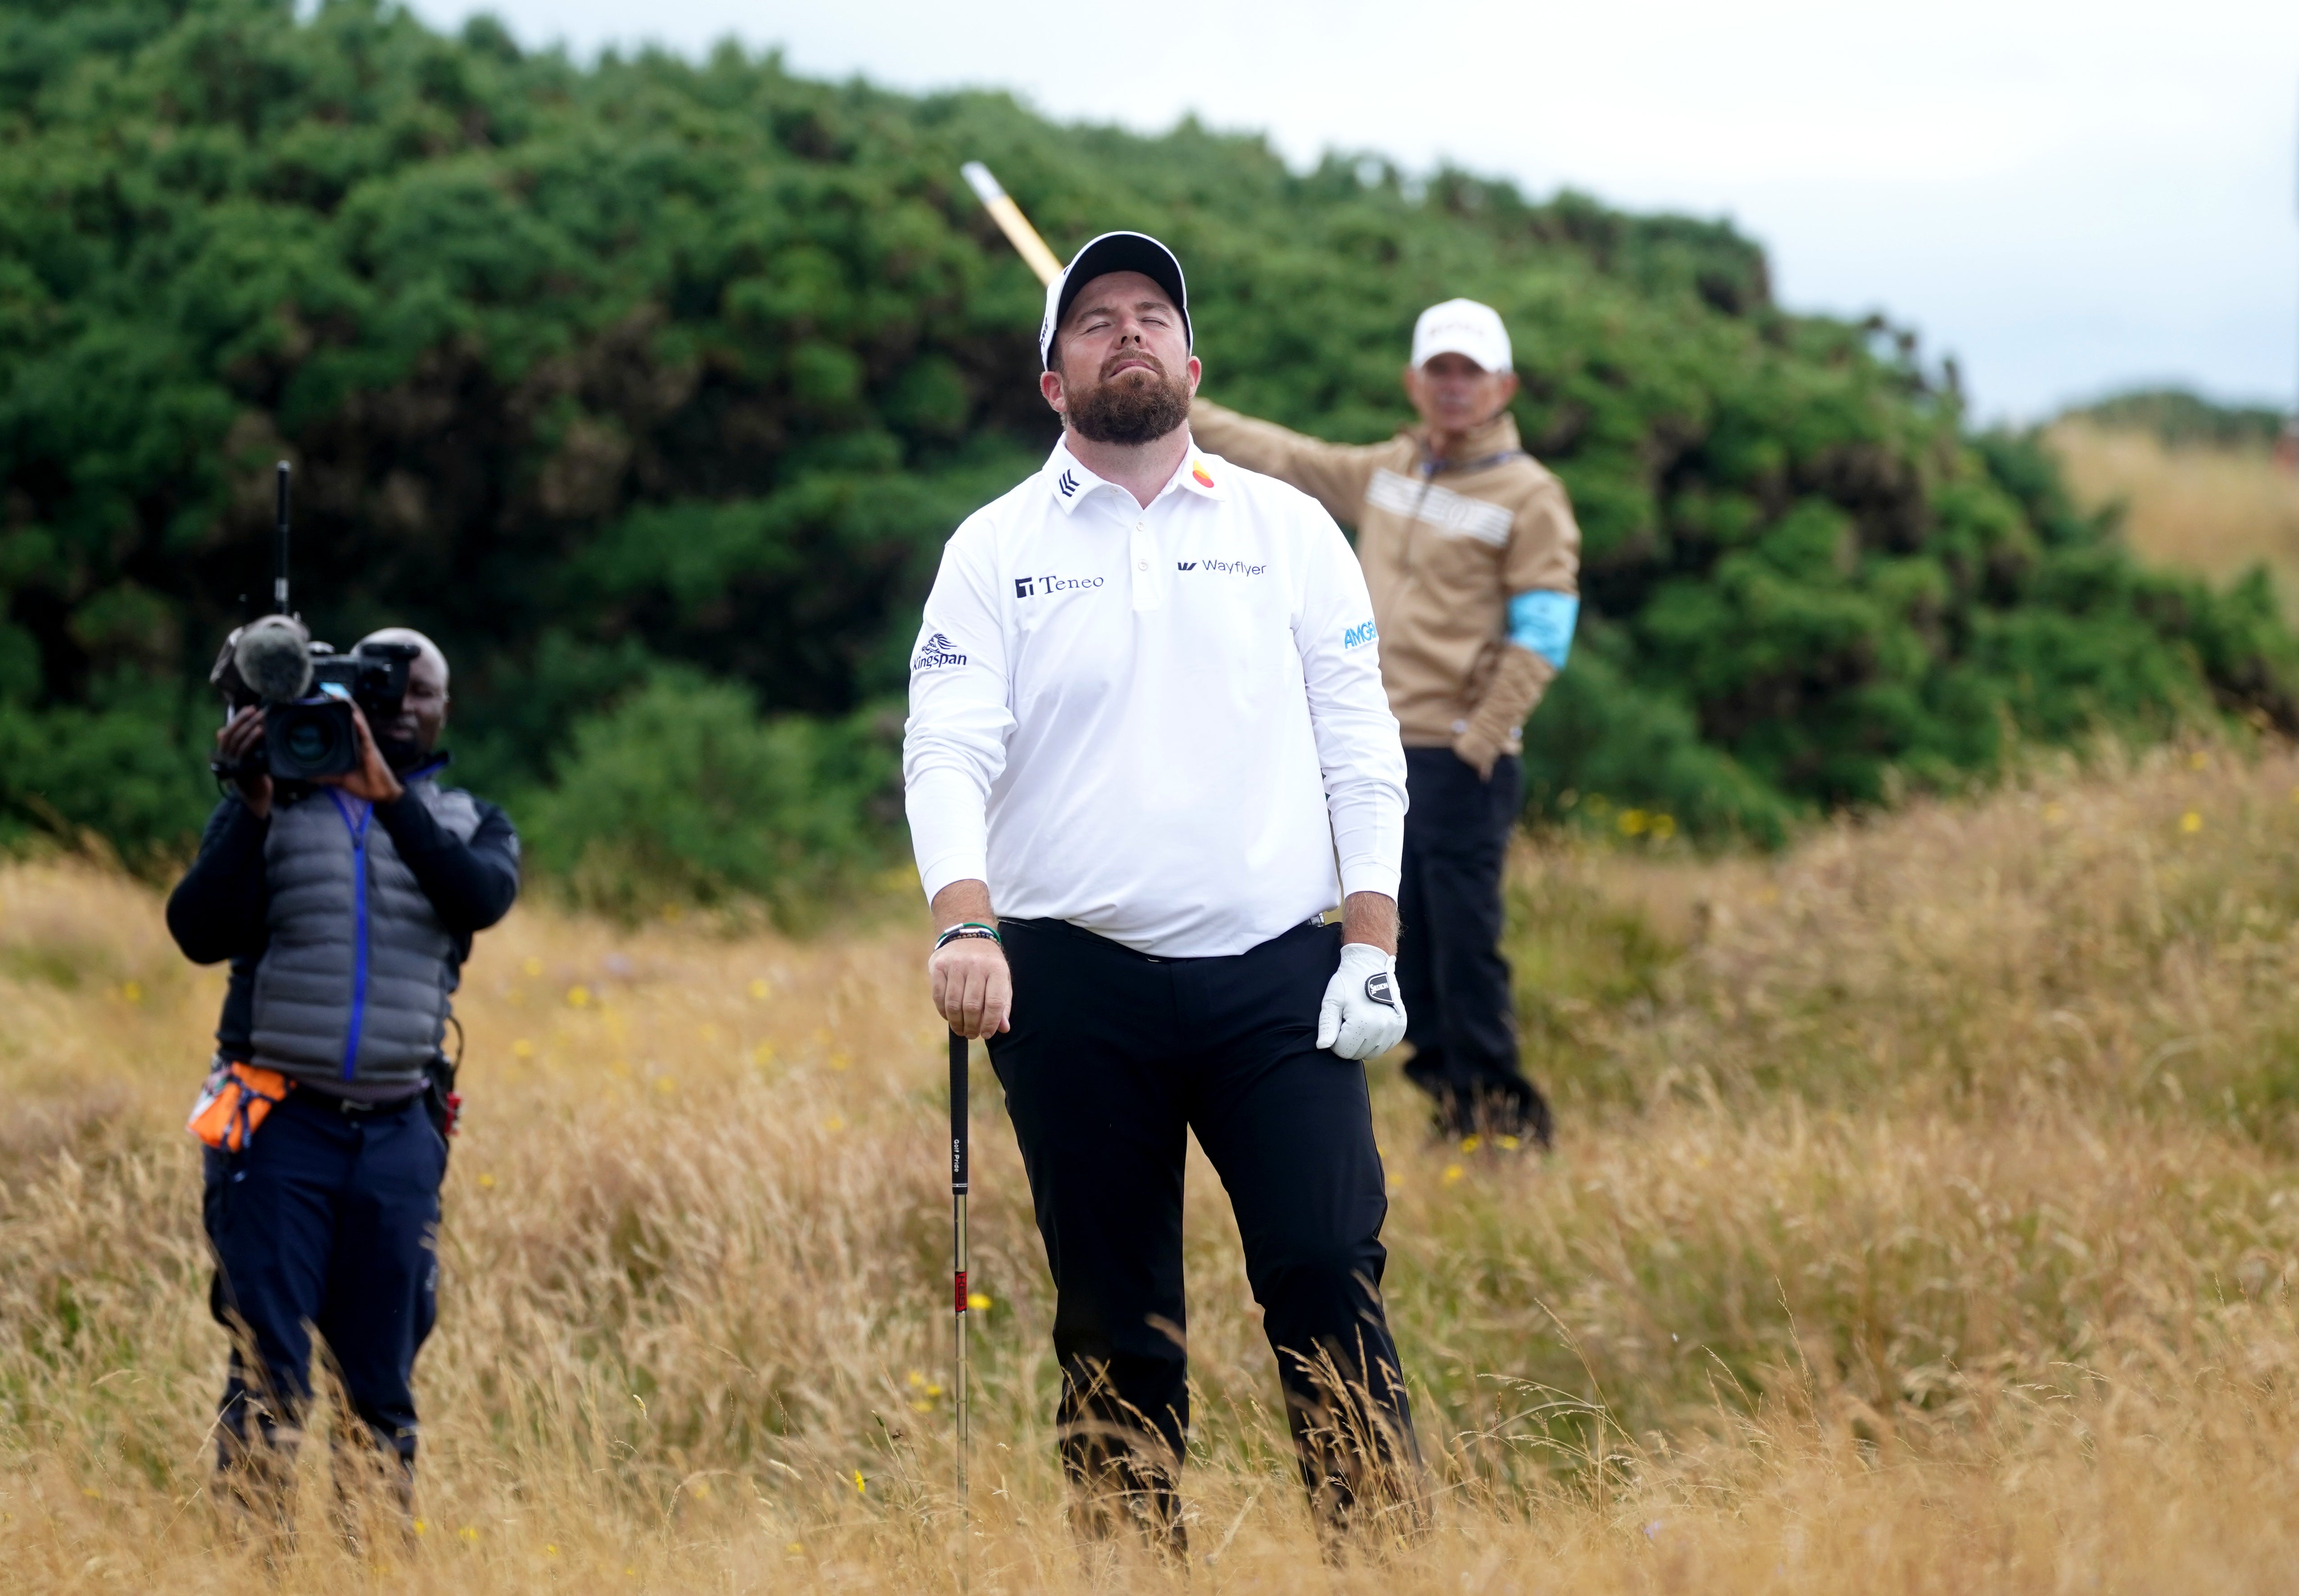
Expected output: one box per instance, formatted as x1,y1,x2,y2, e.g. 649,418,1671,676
513,673,898,925
2,0,2293,891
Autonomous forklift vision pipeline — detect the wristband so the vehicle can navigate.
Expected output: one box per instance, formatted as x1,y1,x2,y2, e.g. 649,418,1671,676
934,922,1002,951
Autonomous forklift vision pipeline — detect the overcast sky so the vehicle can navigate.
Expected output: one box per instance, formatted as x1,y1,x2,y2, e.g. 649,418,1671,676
403,0,2299,423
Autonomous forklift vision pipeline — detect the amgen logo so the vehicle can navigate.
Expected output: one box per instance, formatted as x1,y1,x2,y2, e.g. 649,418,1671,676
1342,620,1378,650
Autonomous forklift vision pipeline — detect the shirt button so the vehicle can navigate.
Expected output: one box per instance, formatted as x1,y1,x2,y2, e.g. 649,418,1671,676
1137,560,1149,571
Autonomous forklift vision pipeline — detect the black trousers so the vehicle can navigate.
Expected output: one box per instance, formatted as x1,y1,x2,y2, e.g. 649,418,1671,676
1397,748,1553,1144
203,1086,444,1509
987,918,1423,1537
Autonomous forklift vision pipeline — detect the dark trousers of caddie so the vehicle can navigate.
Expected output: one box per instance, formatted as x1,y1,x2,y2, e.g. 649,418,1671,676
202,1084,444,1515
1396,748,1553,1145
987,917,1423,1544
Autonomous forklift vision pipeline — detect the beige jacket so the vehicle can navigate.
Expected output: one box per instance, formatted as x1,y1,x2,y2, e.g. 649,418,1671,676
1190,400,1581,754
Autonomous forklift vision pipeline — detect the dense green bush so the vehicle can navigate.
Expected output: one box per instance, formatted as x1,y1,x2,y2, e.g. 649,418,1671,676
516,673,896,923
2,0,2294,890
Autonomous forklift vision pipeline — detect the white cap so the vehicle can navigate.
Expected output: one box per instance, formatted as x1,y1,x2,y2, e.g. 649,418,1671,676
1410,298,1512,373
1039,232,1191,370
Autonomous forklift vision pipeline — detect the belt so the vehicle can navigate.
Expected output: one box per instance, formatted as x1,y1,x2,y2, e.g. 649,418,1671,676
223,1059,421,1117
302,1085,422,1116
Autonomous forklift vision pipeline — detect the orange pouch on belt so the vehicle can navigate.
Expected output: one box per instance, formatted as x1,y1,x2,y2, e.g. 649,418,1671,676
186,1061,294,1153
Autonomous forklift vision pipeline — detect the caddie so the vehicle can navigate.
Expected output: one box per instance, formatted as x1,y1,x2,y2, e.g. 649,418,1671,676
904,232,1422,1546
1190,300,1580,1148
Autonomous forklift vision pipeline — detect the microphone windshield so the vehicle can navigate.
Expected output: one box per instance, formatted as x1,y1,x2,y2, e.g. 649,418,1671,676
234,616,314,703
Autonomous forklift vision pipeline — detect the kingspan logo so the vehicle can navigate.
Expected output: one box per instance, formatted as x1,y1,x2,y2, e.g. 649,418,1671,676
1014,573,1104,600
913,631,968,670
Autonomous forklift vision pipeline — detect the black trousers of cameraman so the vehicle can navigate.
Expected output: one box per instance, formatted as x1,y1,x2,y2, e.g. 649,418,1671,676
204,1082,444,1514
1396,748,1553,1145
986,917,1424,1545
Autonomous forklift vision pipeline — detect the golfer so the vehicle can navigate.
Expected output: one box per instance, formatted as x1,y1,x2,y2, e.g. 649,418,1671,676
904,232,1421,1545
1191,302,1580,1147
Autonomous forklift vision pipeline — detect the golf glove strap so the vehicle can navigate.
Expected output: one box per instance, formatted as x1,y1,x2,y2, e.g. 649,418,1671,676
1317,941,1407,1061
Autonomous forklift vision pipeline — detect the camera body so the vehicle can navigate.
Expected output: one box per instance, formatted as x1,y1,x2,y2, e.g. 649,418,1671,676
210,619,420,783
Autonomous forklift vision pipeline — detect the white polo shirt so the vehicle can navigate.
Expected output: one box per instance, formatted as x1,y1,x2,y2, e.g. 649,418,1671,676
902,435,1407,958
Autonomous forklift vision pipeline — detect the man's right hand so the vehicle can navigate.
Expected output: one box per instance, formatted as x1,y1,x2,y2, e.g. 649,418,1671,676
927,878,1011,1039
214,707,272,819
930,935,1011,1039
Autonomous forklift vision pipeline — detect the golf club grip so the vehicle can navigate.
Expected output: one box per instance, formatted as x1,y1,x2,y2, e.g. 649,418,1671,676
949,1030,969,1195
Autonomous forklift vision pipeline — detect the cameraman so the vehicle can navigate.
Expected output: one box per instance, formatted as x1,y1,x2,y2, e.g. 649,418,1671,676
165,628,518,1535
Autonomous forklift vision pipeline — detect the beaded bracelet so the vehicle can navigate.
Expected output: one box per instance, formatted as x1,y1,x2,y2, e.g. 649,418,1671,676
933,921,1002,951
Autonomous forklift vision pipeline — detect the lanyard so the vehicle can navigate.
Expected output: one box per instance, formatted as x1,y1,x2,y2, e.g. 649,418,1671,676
1419,448,1525,479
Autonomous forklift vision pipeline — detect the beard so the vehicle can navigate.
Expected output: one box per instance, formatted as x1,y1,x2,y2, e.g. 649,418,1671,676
1065,351,1192,446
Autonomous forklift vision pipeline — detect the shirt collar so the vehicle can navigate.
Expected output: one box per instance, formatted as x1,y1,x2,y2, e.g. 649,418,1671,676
1043,438,1108,515
1043,434,1226,516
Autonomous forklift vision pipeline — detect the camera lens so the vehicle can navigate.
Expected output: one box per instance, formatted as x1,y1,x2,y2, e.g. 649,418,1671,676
282,713,341,768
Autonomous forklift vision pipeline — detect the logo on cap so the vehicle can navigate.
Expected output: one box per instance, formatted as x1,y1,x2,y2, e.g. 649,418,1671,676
1410,298,1512,374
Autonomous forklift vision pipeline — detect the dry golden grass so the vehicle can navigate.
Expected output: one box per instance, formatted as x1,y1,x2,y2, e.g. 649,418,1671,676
5,745,2299,1591
2047,418,2299,617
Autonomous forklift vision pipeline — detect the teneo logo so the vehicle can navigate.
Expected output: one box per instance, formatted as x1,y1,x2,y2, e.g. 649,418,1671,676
913,631,968,670
1014,573,1104,600
1342,619,1378,650
1176,559,1266,577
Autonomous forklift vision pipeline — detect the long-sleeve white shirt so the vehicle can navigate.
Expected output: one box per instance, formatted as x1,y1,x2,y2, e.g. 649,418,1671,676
902,435,1407,958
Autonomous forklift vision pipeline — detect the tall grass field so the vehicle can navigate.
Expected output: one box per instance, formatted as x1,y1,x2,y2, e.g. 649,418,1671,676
2049,418,2299,619
6,744,2299,1591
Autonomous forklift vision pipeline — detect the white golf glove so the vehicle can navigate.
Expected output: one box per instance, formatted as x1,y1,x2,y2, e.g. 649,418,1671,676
1317,942,1407,1061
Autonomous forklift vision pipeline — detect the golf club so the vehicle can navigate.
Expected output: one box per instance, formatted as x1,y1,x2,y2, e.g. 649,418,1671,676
949,1026,971,1589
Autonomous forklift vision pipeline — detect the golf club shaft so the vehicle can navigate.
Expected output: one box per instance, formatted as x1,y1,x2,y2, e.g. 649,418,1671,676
960,162,1063,287
949,1027,970,1582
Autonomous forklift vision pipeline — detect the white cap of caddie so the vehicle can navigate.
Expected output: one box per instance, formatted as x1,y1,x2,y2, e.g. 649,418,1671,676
1410,298,1512,373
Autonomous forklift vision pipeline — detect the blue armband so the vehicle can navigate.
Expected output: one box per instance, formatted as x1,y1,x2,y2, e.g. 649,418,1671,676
1509,590,1578,669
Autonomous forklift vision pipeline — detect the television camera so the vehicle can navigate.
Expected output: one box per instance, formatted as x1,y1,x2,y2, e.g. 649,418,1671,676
209,463,421,784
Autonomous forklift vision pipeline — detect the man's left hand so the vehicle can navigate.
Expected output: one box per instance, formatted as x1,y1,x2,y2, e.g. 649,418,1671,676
319,703,406,804
1317,941,1407,1061
1452,725,1501,781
